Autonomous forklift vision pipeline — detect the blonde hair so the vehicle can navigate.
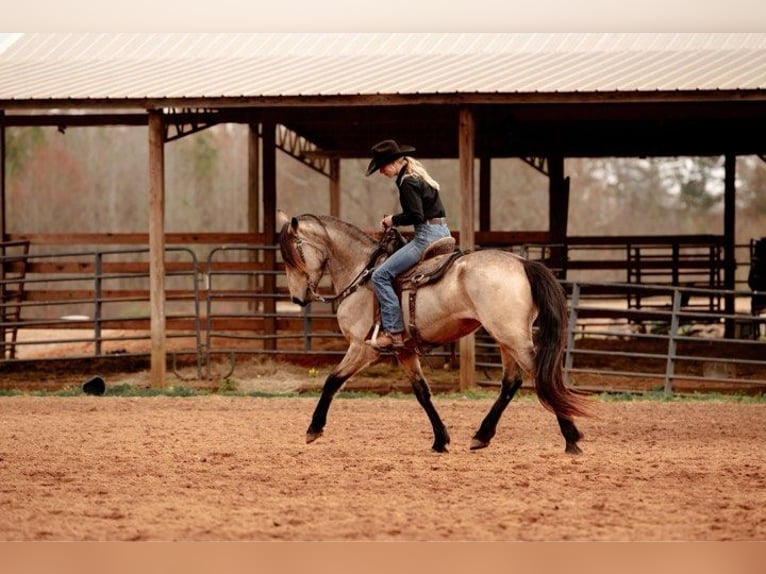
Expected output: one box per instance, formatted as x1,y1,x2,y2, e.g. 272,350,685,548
401,157,440,191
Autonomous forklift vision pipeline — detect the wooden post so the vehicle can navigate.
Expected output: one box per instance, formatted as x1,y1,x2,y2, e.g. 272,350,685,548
1,111,6,357
262,121,277,351
248,123,260,312
330,157,340,218
724,153,736,338
248,123,260,236
458,108,476,391
0,110,5,241
148,110,166,387
479,154,491,232
548,156,569,279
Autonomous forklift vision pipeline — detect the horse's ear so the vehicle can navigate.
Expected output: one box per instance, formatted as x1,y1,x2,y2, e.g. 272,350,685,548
277,210,290,227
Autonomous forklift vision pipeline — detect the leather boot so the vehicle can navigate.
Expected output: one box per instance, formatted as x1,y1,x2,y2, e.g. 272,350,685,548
367,331,405,350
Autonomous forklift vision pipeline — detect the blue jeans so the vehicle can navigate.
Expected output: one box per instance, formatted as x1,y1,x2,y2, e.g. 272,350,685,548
371,223,451,333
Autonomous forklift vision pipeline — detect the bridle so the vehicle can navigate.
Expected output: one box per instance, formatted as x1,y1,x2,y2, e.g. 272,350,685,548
290,233,331,301
287,224,401,304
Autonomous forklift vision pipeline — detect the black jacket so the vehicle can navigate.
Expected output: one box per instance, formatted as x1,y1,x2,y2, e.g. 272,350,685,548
391,168,446,227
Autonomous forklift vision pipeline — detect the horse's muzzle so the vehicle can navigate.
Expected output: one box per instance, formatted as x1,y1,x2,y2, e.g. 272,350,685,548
292,296,310,307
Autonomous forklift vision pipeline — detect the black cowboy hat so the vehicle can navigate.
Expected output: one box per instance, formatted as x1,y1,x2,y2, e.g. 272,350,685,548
82,375,106,396
365,139,416,176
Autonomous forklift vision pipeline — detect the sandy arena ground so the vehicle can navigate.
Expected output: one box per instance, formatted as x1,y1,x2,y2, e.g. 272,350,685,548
0,392,764,541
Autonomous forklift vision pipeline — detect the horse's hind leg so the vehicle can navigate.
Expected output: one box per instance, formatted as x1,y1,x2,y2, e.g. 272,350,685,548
557,416,585,455
306,342,379,444
398,351,450,453
471,355,523,450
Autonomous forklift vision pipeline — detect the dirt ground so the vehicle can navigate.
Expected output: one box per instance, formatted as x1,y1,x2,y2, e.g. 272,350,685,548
1,391,765,541
2,330,765,542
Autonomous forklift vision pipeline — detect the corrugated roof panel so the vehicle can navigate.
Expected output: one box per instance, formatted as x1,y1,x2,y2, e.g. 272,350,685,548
556,51,669,91
690,50,756,88
1,33,766,102
508,51,596,92
6,32,766,61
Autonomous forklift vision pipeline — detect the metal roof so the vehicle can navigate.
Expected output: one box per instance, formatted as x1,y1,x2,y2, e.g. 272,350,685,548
1,33,766,103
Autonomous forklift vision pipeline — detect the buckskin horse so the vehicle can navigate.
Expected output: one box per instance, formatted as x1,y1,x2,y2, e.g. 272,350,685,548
277,211,591,454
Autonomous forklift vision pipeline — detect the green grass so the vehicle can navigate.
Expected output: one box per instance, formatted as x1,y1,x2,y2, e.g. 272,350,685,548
0,384,764,403
595,389,766,404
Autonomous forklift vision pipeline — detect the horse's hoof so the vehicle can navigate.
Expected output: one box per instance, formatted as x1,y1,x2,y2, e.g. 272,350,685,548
306,430,323,444
470,438,490,450
565,443,583,455
432,444,449,453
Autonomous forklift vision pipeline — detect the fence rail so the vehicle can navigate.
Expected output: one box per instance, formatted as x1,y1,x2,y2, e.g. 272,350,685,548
1,238,764,394
561,281,766,394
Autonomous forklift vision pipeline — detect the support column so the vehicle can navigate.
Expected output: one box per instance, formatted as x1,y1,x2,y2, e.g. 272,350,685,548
548,155,569,279
262,121,277,351
248,123,261,236
458,108,476,391
148,110,166,387
330,157,340,218
1,111,6,356
724,153,736,338
1,110,5,241
248,123,260,312
479,154,491,232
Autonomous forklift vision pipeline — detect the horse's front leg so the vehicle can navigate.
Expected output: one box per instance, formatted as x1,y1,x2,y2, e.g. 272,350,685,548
398,350,451,453
306,341,380,444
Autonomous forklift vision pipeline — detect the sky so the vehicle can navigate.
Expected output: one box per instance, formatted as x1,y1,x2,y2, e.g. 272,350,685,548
1,1,766,32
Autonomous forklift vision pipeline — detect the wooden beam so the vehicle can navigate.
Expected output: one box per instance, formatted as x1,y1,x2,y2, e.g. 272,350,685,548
723,154,736,290
566,234,723,246
148,110,166,387
248,123,261,312
1,110,5,241
7,232,268,245
724,154,736,338
3,113,149,127
548,156,569,278
458,108,476,391
330,158,340,217
248,124,260,234
262,121,278,351
479,155,491,232
1,111,6,358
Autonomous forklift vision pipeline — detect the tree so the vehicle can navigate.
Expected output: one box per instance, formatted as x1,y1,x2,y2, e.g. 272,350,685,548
4,127,44,179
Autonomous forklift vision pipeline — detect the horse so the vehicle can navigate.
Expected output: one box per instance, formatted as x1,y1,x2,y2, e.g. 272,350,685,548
277,210,591,454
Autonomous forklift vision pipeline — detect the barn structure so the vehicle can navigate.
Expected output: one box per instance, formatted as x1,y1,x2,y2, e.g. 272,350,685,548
1,33,765,389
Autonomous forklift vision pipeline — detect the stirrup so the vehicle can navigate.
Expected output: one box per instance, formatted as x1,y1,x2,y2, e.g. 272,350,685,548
366,325,405,350
368,334,405,350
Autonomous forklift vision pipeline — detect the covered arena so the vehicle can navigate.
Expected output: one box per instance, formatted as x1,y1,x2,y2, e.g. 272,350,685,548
2,33,766,547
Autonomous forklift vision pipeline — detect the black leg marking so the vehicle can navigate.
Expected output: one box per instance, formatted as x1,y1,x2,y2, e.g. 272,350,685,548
557,416,584,455
306,373,347,443
411,376,451,453
471,374,523,450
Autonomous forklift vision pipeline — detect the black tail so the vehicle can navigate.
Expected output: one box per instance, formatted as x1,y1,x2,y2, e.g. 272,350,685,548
522,259,591,420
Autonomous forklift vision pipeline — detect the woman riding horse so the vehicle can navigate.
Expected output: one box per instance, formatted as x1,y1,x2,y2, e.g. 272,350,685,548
365,139,451,351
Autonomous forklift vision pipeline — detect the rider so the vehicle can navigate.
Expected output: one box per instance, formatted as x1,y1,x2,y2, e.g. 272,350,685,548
364,139,451,351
